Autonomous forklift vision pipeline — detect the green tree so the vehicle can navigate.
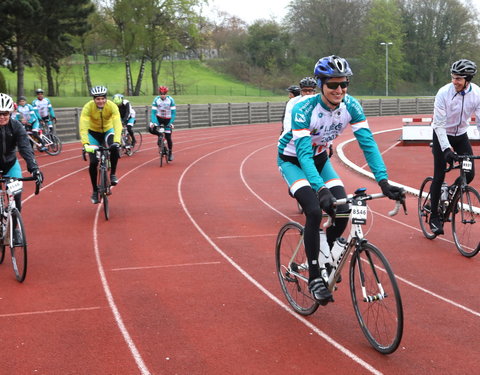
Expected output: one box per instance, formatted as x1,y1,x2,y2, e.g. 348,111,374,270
400,0,480,89
33,0,94,96
285,0,370,61
358,0,406,95
246,20,291,74
0,0,42,98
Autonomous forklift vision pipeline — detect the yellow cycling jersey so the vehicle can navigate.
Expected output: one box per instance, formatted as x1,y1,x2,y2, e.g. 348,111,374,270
79,100,122,144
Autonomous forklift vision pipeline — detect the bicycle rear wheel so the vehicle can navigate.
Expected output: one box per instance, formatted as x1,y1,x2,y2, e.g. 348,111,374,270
45,134,62,156
349,242,403,354
451,185,480,257
418,177,438,239
275,222,319,316
9,208,27,282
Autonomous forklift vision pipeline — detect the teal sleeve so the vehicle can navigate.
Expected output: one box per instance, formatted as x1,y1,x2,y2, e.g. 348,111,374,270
150,98,158,124
353,127,388,182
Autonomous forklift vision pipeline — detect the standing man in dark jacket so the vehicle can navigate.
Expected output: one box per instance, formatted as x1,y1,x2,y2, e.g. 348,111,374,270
0,93,43,211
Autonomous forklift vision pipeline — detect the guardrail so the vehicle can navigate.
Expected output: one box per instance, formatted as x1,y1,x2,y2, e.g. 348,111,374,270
53,97,435,143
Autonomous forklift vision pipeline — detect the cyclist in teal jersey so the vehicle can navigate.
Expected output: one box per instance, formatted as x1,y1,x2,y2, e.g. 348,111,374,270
149,86,176,161
32,89,56,131
277,55,403,304
16,96,46,151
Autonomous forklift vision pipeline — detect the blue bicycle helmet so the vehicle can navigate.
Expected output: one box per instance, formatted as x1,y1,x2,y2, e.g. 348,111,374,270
314,55,353,86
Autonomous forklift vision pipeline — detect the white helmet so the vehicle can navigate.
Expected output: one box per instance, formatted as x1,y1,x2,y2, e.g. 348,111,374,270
90,85,108,97
0,93,15,112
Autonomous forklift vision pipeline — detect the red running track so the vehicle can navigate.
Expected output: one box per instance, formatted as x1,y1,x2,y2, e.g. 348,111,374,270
0,115,479,374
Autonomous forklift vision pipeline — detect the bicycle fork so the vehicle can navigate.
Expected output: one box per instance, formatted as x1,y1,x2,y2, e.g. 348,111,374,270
355,245,388,302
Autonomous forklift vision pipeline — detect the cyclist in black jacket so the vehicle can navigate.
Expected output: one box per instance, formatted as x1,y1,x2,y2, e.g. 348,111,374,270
0,93,43,211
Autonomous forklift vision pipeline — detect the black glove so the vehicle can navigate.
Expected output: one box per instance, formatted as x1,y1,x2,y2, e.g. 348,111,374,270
317,187,336,218
110,142,120,151
379,179,403,200
443,148,459,164
32,169,44,184
52,117,57,124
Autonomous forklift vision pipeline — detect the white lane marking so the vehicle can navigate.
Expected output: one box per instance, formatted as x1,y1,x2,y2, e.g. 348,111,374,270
240,132,480,319
179,140,383,375
92,208,152,375
111,261,221,272
0,306,100,318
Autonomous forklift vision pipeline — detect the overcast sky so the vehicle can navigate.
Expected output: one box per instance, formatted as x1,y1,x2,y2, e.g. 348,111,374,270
206,0,291,24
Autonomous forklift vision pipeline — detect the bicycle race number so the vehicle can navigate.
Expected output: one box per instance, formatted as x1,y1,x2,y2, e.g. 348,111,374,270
351,199,367,225
462,159,472,171
6,180,23,195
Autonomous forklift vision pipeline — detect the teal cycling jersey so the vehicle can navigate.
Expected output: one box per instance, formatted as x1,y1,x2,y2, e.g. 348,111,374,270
32,97,55,119
278,93,388,191
16,104,39,125
151,95,176,124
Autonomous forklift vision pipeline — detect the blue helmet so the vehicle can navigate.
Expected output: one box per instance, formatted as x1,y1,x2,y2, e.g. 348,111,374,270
314,55,353,81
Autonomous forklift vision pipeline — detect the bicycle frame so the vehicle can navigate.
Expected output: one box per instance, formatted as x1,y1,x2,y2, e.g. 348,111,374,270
439,156,480,221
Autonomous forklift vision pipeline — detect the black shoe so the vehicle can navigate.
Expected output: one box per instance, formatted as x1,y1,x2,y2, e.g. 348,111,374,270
308,277,333,306
326,263,341,283
110,174,118,186
168,152,174,161
91,191,99,204
429,216,444,235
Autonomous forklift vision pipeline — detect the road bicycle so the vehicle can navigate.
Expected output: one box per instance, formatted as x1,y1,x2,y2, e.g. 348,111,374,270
156,126,170,167
275,187,406,354
83,145,112,220
0,175,41,282
418,154,480,257
26,126,62,156
120,126,142,156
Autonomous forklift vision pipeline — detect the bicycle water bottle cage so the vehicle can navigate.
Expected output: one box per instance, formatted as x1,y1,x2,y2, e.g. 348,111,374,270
354,187,367,197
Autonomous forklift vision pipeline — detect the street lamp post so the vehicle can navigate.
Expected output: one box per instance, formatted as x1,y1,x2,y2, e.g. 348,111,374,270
380,42,393,96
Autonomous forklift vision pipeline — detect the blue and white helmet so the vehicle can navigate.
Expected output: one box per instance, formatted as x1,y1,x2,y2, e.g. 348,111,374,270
314,55,353,86
90,85,108,97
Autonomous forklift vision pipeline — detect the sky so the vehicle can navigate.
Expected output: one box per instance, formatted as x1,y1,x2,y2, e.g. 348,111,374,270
207,0,291,24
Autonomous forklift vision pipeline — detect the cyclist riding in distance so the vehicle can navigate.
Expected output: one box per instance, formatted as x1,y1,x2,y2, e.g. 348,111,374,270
277,55,403,304
429,58,480,235
80,86,122,204
149,86,176,161
32,88,56,132
16,95,46,151
112,93,137,147
0,93,43,212
282,77,317,134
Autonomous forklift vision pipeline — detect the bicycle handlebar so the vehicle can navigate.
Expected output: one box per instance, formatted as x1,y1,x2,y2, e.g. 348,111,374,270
445,154,480,172
323,191,406,228
0,176,41,195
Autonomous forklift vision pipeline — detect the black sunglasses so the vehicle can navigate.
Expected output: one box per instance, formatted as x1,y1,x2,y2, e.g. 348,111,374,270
325,81,349,90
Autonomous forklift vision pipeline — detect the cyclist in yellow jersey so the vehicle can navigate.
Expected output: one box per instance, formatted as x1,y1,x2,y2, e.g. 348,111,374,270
80,86,122,204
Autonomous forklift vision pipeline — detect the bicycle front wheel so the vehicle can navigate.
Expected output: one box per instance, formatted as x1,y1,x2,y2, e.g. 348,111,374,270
418,177,437,239
100,169,110,221
132,131,142,153
349,242,403,354
275,222,319,316
451,185,480,257
45,134,62,156
10,209,27,282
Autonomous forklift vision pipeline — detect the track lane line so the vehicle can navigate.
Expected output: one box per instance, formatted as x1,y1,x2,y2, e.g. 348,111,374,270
239,135,480,319
179,140,383,375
